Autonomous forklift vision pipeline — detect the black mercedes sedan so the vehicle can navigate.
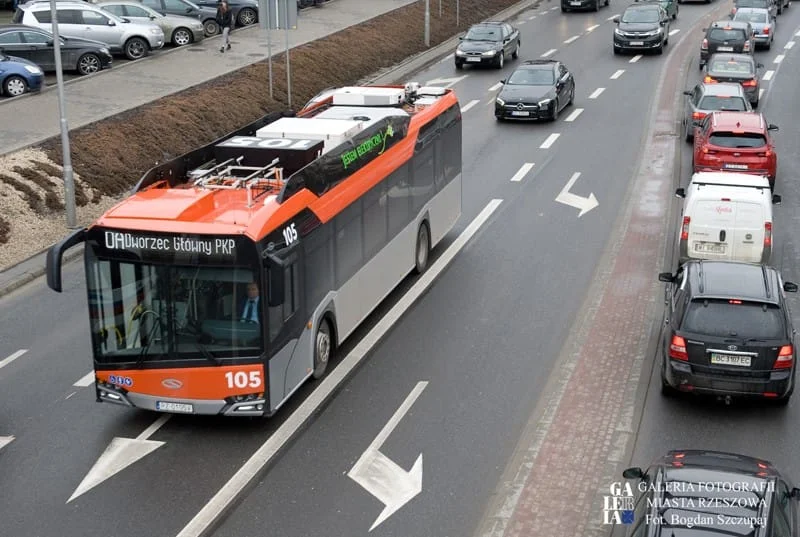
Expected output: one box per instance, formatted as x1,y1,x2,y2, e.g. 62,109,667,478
494,59,575,121
618,450,800,536
454,21,520,69
0,24,112,76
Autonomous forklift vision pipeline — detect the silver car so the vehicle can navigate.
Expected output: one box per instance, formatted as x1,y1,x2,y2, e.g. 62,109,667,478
732,7,775,49
97,1,204,46
682,82,752,142
15,0,164,60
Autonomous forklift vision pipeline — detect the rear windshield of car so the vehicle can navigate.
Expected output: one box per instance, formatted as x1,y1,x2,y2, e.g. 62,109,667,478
507,69,555,85
699,96,748,111
736,0,769,8
708,132,766,147
734,11,767,23
621,8,660,22
682,299,784,339
709,28,747,41
709,60,754,75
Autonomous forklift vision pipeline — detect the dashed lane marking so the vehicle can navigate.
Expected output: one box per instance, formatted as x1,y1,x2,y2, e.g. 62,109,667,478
587,24,600,32
542,48,558,57
759,88,765,100
461,100,480,113
607,14,617,20
610,69,625,79
74,371,95,387
510,163,536,182
669,28,680,36
519,20,527,24
785,41,795,49
528,14,537,20
564,108,584,122
774,54,785,64
489,82,503,91
629,54,642,63
763,70,774,81
564,35,580,44
0,349,27,370
540,133,561,149
589,87,605,99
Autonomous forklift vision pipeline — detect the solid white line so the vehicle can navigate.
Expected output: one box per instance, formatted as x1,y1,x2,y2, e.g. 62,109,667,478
136,415,172,441
540,133,561,149
461,100,480,113
763,70,774,81
0,349,27,370
439,53,453,63
74,371,95,387
610,69,625,79
0,436,14,451
541,48,557,57
774,54,785,64
510,163,535,182
785,41,795,49
489,82,503,91
587,24,600,32
796,30,800,37
589,87,605,99
564,35,580,44
758,88,765,100
361,382,427,455
629,54,642,63
528,14,537,20
174,199,504,537
564,108,584,122
669,28,680,36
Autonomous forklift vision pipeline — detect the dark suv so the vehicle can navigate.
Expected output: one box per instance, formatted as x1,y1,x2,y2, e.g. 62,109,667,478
700,20,754,69
620,450,800,537
612,3,671,55
658,260,798,404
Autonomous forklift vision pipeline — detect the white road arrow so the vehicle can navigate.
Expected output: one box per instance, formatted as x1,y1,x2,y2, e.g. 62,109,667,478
555,172,599,217
348,381,428,531
424,75,468,87
67,415,171,503
0,435,15,451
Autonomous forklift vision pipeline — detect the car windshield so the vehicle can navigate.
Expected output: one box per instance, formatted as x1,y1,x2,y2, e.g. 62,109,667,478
465,26,501,41
682,299,784,339
709,131,766,147
506,68,555,85
621,8,660,22
734,10,767,22
709,28,746,41
709,59,754,75
699,95,748,111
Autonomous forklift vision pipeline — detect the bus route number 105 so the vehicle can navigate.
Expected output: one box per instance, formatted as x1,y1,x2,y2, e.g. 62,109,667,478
282,223,298,246
225,371,263,389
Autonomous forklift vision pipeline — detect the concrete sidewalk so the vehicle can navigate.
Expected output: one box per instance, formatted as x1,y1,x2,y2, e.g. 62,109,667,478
0,0,415,157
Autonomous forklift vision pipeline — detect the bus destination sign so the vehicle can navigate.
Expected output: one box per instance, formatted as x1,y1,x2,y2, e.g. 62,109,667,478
104,231,236,256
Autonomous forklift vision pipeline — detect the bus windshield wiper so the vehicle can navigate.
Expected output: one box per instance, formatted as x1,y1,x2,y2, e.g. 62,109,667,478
194,339,221,365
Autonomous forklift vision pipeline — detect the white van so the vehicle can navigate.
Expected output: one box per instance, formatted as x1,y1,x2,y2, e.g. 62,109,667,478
675,172,781,264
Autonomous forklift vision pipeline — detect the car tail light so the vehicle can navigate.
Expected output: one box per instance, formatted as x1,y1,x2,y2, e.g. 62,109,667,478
742,79,757,87
763,27,769,34
701,38,708,50
681,216,690,240
692,111,707,120
702,147,717,154
669,335,688,361
703,76,716,83
765,222,772,247
758,149,773,157
774,345,793,369
744,41,751,52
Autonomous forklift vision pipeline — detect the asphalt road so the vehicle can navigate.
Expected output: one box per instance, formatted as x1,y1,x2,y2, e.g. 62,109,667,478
0,2,740,537
632,0,800,495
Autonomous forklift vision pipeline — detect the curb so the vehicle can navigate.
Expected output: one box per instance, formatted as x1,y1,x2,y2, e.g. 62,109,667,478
0,0,540,299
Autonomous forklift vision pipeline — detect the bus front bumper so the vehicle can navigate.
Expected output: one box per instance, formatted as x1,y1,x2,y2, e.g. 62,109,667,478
96,382,267,416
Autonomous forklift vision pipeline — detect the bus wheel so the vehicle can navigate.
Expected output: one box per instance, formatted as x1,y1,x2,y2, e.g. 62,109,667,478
414,221,430,274
313,318,333,379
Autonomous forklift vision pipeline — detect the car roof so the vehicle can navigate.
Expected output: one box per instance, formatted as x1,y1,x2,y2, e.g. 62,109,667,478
708,110,765,131
519,59,557,69
24,1,95,8
734,6,770,11
698,82,746,97
0,24,36,31
710,20,751,29
469,21,504,27
684,260,781,304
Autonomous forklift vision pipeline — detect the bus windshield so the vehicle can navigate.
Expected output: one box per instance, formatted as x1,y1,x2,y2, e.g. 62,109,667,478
86,254,264,365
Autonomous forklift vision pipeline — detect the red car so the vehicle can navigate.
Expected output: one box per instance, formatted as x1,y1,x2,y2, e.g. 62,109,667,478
692,111,779,189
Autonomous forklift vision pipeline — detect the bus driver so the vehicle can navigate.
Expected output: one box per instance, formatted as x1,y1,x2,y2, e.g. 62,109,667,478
240,282,261,324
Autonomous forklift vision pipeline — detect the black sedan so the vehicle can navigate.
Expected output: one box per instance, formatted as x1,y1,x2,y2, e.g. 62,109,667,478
619,450,800,536
494,59,575,121
0,24,112,75
454,21,520,69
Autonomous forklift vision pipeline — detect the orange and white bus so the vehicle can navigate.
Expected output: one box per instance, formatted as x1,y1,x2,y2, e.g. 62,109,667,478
46,81,462,416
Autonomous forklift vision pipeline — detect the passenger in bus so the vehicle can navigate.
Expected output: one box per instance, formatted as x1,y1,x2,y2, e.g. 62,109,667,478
240,282,261,324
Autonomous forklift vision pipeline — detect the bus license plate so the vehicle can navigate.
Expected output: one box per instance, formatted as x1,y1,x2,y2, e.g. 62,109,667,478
724,163,748,170
695,242,725,254
630,41,644,46
156,401,194,413
710,353,751,367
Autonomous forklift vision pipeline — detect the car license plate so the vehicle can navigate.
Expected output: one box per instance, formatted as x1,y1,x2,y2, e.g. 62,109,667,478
710,353,751,367
511,111,530,116
694,242,726,254
156,401,194,413
630,41,644,46
571,1,582,5
723,163,748,170
718,46,734,51
467,57,481,62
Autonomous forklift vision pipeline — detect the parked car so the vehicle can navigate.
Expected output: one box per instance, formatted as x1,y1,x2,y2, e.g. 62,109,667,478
732,7,775,49
454,21,520,69
635,0,678,19
494,59,575,121
682,82,751,142
620,450,800,536
96,1,204,46
0,24,112,75
134,0,219,36
674,172,780,264
692,111,778,189
699,20,754,69
0,52,43,97
13,0,164,60
193,0,257,27
612,3,671,55
703,53,762,107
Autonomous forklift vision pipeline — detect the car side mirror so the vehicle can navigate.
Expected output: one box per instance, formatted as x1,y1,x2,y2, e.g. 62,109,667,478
458,36,464,40
768,124,779,131
682,90,692,96
46,38,54,46
623,467,644,479
791,487,800,499
107,19,116,25
500,79,506,84
612,15,620,23
784,282,798,293
150,14,156,19
659,272,675,283
772,194,782,205
675,187,685,198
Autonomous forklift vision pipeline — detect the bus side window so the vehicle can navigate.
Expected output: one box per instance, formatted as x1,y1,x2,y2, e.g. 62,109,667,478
441,105,462,184
282,263,298,322
334,199,364,287
387,165,411,235
363,180,388,260
302,224,333,313
411,141,435,212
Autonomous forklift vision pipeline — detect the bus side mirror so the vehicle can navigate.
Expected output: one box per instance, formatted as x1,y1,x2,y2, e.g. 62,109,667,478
675,187,685,198
658,272,675,283
268,266,285,306
622,467,644,479
46,228,87,293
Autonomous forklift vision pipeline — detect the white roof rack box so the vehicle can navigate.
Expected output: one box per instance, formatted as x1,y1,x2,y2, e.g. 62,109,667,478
331,86,406,106
255,117,364,153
